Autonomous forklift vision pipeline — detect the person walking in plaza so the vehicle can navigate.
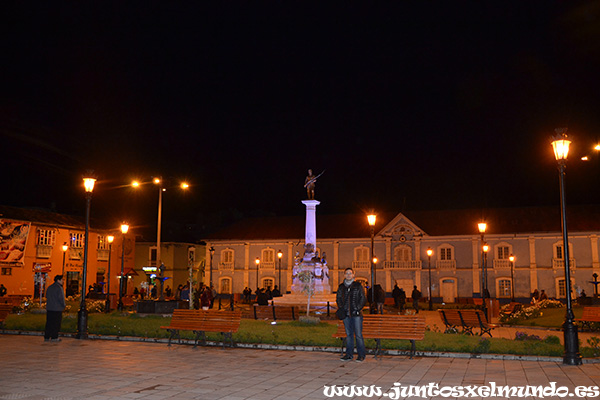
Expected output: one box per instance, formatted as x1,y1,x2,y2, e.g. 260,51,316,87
411,285,421,314
44,275,65,342
398,287,406,313
336,267,367,362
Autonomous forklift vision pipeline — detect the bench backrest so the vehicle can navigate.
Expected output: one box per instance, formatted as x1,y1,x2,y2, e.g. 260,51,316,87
459,309,488,327
334,314,426,340
253,305,298,320
439,309,462,326
170,309,242,332
581,307,600,319
0,304,12,320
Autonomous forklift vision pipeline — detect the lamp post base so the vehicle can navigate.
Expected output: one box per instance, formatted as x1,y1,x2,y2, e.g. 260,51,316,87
76,307,88,339
563,320,582,365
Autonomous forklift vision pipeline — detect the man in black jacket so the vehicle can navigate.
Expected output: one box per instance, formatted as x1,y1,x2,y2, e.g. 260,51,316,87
44,275,66,342
336,267,367,362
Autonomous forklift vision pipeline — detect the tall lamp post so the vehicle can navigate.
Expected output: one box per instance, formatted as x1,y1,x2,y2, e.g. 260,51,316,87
104,235,114,313
76,176,95,340
483,243,489,319
551,129,582,365
117,223,129,311
61,243,68,276
277,250,283,292
478,222,488,319
209,246,215,288
427,248,433,311
367,214,377,314
255,258,260,291
509,254,515,302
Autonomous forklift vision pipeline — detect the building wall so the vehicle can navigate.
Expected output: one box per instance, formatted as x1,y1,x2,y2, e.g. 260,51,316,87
0,221,135,299
205,230,600,302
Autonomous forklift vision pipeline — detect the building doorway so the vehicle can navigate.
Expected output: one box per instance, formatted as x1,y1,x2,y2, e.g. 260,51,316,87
440,278,456,303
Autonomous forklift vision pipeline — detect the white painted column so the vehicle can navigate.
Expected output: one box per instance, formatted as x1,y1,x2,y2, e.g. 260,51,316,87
287,242,294,293
333,241,340,288
591,235,599,273
301,200,320,250
243,243,250,288
529,236,538,292
472,239,480,294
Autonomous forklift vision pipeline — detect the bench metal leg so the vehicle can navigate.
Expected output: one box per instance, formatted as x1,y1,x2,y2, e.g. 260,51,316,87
193,331,202,348
410,340,416,359
167,329,179,346
374,339,381,359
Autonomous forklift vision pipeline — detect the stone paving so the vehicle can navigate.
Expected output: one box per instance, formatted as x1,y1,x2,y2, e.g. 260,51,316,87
2,334,600,400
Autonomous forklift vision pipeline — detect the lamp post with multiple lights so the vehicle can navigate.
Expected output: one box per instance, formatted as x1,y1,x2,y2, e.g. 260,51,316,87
551,128,582,365
427,248,433,311
478,222,488,319
509,254,515,302
76,176,95,340
117,223,129,311
367,214,377,313
104,235,114,313
132,178,188,301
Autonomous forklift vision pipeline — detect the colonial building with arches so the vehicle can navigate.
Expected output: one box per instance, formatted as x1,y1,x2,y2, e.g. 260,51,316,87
203,205,600,303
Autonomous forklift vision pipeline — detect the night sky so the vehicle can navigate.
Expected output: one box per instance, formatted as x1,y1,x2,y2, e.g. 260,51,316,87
2,2,600,240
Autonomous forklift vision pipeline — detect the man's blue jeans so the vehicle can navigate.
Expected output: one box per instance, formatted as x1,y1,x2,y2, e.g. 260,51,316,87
343,315,365,358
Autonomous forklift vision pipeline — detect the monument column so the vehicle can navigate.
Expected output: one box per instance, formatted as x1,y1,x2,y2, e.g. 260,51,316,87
302,200,320,256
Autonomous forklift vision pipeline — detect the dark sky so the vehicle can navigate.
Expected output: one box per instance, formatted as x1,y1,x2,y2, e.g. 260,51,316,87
2,2,600,239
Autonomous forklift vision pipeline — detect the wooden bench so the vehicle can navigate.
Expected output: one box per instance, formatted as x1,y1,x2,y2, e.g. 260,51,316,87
253,305,298,321
333,314,426,358
0,304,12,328
438,309,497,337
575,307,600,331
160,309,242,348
499,302,522,317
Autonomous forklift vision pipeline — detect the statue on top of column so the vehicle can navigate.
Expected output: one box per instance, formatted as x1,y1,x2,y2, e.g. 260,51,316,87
304,169,324,200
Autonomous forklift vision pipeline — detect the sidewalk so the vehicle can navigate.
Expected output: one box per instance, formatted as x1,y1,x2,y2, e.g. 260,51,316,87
1,334,600,400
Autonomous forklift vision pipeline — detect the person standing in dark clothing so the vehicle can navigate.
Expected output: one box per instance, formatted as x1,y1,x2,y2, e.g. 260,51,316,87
336,267,367,362
44,275,66,342
392,284,401,308
411,285,421,314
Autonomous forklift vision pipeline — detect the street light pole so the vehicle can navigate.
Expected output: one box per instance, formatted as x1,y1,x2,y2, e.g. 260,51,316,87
427,248,433,311
478,222,488,320
255,258,260,292
483,243,489,318
117,223,129,311
105,235,114,313
76,176,95,340
509,254,515,302
551,129,582,365
61,243,68,276
277,250,283,292
209,246,215,288
367,214,377,314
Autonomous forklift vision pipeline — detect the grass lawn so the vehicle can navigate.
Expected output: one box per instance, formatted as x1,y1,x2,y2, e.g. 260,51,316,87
4,311,599,358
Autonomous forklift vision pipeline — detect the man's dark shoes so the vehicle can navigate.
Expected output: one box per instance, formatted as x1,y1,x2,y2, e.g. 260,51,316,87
50,338,61,342
355,356,365,363
340,354,353,361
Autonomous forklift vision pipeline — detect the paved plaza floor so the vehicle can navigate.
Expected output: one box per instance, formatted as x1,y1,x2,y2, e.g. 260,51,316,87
2,334,600,400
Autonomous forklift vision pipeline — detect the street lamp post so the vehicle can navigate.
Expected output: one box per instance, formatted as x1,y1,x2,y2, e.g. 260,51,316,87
277,250,283,292
483,243,489,319
478,222,488,319
104,235,114,313
551,129,582,365
209,247,215,288
509,254,515,302
367,214,377,314
427,248,433,311
76,176,95,340
61,243,68,276
117,223,129,311
255,258,260,291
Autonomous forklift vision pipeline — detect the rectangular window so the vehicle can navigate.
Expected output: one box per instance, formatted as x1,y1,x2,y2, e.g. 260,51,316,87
37,229,56,246
150,247,157,266
558,279,566,298
222,250,233,264
556,245,563,260
1,267,12,275
97,235,108,250
497,246,509,260
440,247,452,261
355,248,369,262
498,279,511,298
69,232,85,249
262,249,274,263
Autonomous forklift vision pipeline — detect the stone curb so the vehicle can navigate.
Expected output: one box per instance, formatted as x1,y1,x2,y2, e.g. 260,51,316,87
3,329,599,363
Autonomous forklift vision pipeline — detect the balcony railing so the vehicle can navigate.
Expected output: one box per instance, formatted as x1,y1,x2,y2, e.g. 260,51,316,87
553,258,576,270
383,260,422,270
493,259,511,269
260,261,276,270
436,260,456,269
219,262,234,270
36,245,52,259
352,261,371,270
97,249,109,261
